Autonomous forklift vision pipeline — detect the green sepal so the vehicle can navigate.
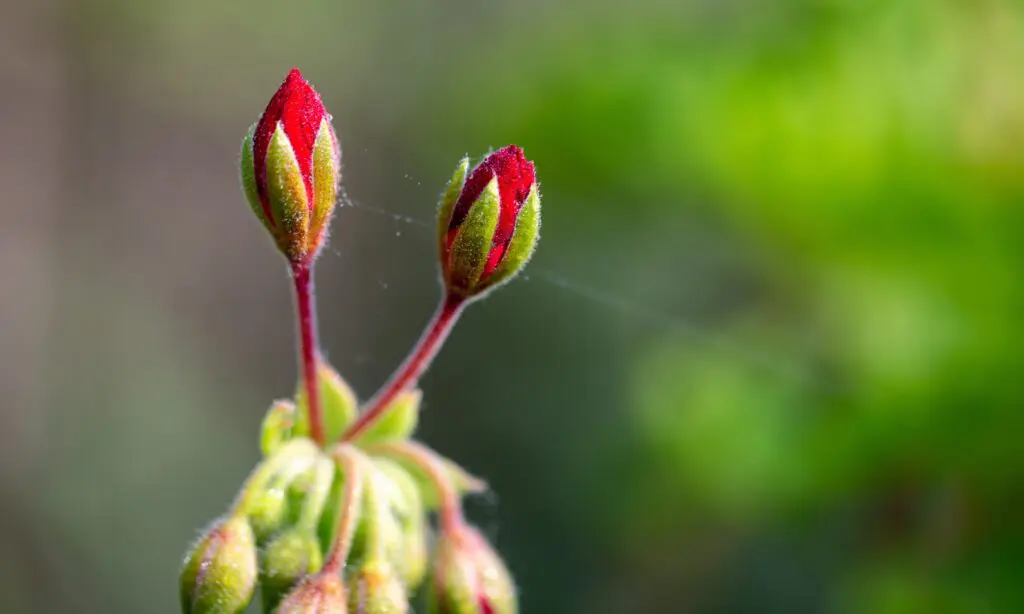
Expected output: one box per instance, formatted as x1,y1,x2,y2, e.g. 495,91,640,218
437,157,470,253
446,176,500,295
482,182,540,291
179,515,258,614
294,359,358,445
260,399,297,457
259,528,324,612
307,119,340,257
240,124,274,235
352,389,421,446
266,124,311,262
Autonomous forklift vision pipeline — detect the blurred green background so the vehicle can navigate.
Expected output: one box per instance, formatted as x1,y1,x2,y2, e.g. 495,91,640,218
2,0,1022,612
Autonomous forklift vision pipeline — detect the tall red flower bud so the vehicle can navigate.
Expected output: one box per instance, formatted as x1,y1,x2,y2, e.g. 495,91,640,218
437,145,540,299
241,68,341,265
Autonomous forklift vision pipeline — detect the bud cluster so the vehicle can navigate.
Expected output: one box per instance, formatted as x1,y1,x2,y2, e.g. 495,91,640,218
181,69,538,613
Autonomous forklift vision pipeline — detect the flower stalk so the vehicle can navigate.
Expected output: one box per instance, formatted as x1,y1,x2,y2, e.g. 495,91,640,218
292,263,326,445
323,444,367,574
343,293,465,442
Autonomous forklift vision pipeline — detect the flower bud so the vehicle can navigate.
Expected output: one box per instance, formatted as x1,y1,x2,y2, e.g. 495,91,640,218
260,528,325,611
179,516,258,614
437,145,539,298
277,573,348,614
260,399,297,457
239,439,321,542
348,560,409,614
427,524,517,614
373,459,429,590
241,68,341,265
348,465,407,575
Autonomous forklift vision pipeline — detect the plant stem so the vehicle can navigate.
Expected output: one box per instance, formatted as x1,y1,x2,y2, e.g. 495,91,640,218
292,263,325,446
323,445,365,574
368,441,465,533
342,292,466,442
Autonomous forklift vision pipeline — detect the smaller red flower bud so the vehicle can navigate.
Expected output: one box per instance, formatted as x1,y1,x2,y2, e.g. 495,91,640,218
241,68,341,266
437,146,540,299
426,524,517,614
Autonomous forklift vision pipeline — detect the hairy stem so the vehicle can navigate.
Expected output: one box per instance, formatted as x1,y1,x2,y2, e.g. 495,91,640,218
367,440,465,533
292,263,325,445
323,445,366,574
342,293,465,442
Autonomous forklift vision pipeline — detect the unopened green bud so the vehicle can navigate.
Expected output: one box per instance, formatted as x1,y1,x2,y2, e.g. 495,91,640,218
373,459,428,590
238,439,321,542
349,465,406,571
260,399,298,457
348,560,408,614
277,573,348,614
260,528,324,611
179,516,257,614
426,524,516,614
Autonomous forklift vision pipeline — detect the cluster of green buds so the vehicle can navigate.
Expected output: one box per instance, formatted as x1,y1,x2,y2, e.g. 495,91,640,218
179,68,540,613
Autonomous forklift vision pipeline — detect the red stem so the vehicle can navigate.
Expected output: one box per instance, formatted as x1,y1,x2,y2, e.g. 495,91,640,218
343,293,465,442
292,264,325,446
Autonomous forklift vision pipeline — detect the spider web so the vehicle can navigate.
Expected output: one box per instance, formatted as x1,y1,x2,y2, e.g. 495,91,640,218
330,187,821,397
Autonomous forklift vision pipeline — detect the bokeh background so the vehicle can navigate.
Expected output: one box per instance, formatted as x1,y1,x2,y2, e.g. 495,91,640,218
2,0,1022,612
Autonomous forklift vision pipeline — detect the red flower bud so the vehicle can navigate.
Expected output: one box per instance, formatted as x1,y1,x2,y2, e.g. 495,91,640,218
242,69,341,265
437,146,540,298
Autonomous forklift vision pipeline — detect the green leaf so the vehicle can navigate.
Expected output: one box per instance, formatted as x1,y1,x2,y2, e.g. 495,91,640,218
294,359,358,445
352,389,421,446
